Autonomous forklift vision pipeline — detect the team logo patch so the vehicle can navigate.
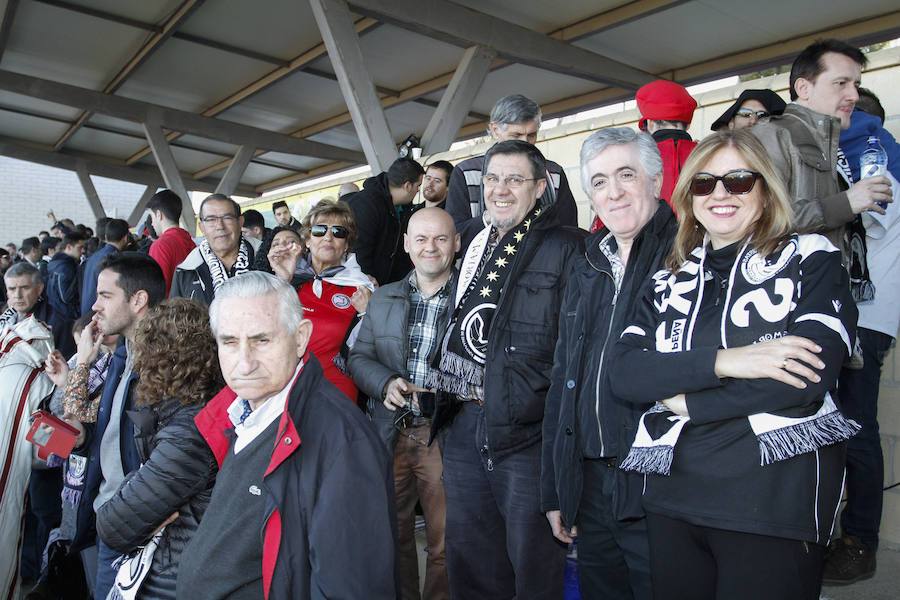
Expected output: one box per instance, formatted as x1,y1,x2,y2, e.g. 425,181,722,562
460,303,495,363
740,239,797,285
332,293,351,309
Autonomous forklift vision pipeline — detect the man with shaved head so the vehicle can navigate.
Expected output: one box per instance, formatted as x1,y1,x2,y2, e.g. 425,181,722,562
351,207,459,600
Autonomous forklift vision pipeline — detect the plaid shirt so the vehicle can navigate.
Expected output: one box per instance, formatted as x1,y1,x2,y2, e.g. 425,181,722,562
406,271,453,388
599,232,626,291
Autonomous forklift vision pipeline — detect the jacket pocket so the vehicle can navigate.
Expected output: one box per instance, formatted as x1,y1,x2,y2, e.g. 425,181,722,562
505,347,553,425
510,270,560,326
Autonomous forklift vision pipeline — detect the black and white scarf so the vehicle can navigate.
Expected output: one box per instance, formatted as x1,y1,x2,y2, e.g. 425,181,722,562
836,147,876,302
198,237,252,292
620,234,859,476
0,306,17,330
427,206,542,396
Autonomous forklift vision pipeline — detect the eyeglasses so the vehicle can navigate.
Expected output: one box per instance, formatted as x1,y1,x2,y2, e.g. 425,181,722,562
199,214,239,225
734,108,770,120
482,174,538,189
690,170,763,195
310,224,349,239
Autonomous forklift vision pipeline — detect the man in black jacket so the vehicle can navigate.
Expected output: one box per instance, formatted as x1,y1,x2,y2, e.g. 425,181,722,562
542,128,676,600
45,231,86,357
350,208,458,600
445,94,579,251
348,157,424,285
181,272,396,600
430,140,585,598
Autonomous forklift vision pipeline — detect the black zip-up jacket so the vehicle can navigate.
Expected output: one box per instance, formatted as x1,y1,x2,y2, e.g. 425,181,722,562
431,202,586,463
96,398,217,600
541,203,676,524
348,172,412,285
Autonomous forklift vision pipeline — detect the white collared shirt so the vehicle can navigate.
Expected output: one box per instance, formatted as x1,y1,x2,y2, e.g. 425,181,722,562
227,361,303,454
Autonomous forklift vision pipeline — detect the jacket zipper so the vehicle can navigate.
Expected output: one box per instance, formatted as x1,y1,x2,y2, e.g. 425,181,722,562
594,270,619,457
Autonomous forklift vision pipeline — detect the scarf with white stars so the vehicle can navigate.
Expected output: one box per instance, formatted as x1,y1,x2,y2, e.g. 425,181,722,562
428,205,541,396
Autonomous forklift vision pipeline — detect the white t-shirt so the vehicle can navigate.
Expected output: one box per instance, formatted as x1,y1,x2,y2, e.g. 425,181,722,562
859,171,900,338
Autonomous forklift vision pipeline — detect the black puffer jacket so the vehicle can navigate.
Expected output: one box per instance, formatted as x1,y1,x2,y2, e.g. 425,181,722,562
347,172,412,285
432,202,586,462
96,398,217,600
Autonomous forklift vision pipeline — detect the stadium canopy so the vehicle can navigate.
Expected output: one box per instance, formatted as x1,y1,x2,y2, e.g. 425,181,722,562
0,0,898,225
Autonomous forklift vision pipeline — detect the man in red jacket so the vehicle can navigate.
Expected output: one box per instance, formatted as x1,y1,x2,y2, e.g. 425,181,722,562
147,190,196,295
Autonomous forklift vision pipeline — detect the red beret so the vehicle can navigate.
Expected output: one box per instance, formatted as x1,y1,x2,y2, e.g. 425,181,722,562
636,80,698,131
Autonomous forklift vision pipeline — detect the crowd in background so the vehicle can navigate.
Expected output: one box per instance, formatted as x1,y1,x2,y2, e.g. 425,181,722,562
0,36,899,600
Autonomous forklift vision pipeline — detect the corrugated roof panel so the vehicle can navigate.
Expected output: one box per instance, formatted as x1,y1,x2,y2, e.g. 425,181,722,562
0,110,70,145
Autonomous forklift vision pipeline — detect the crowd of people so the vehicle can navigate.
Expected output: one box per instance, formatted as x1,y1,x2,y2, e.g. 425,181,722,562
0,37,898,600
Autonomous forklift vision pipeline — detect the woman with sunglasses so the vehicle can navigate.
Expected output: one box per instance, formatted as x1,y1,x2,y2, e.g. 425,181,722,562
710,88,787,132
609,130,858,599
268,199,374,404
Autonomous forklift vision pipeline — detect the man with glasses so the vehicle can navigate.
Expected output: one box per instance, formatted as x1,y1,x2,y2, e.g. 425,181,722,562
170,193,261,305
711,89,787,132
350,208,458,600
446,94,579,251
347,157,425,285
429,140,585,598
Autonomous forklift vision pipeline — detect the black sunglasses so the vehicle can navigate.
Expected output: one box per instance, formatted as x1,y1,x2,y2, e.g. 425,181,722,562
690,170,762,196
734,108,770,120
310,224,349,238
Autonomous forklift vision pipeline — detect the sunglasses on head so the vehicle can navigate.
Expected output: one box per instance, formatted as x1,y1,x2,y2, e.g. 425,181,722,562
310,224,349,239
690,170,762,196
735,108,770,120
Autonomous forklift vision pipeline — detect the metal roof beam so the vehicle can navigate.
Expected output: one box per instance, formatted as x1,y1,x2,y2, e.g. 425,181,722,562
127,186,158,227
53,0,206,151
0,0,21,63
309,0,397,172
215,145,256,196
0,69,365,162
422,45,495,155
75,164,108,220
0,135,255,195
346,0,654,88
143,118,196,227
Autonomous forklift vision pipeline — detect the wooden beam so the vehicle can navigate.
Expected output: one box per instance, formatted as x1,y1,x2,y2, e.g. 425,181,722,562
422,45,496,155
0,69,365,162
127,186,158,226
124,18,379,166
215,145,256,196
143,118,196,227
53,0,205,151
75,164,108,220
309,0,397,172
346,0,654,88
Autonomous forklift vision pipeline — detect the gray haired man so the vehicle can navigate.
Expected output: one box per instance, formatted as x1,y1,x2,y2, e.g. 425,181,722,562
445,94,579,250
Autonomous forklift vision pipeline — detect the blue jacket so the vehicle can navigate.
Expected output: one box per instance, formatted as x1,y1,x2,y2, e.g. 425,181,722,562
47,253,80,321
840,108,900,182
81,244,118,316
72,340,141,550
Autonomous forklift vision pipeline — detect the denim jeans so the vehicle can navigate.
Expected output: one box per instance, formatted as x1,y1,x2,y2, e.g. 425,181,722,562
837,327,894,548
95,539,121,600
442,403,566,599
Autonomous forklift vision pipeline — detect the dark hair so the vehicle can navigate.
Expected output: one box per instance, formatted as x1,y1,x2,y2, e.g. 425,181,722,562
38,230,49,238
855,87,885,124
426,160,454,182
41,236,61,254
133,299,223,407
84,237,100,256
199,193,241,219
21,236,41,254
272,200,289,211
483,139,547,180
95,217,112,241
147,189,183,223
789,39,867,101
104,219,130,243
100,252,166,307
0,248,8,259
52,221,72,236
242,209,265,229
387,157,425,187
62,231,88,248
253,226,303,273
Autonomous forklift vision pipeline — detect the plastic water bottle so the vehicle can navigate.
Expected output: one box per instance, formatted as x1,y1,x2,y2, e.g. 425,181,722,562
859,135,888,209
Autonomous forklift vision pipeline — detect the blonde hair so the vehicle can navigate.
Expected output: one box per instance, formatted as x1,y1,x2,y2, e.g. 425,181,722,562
667,129,794,271
301,198,357,249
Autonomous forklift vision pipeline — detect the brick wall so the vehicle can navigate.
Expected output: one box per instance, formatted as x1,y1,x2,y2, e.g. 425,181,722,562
0,157,150,245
